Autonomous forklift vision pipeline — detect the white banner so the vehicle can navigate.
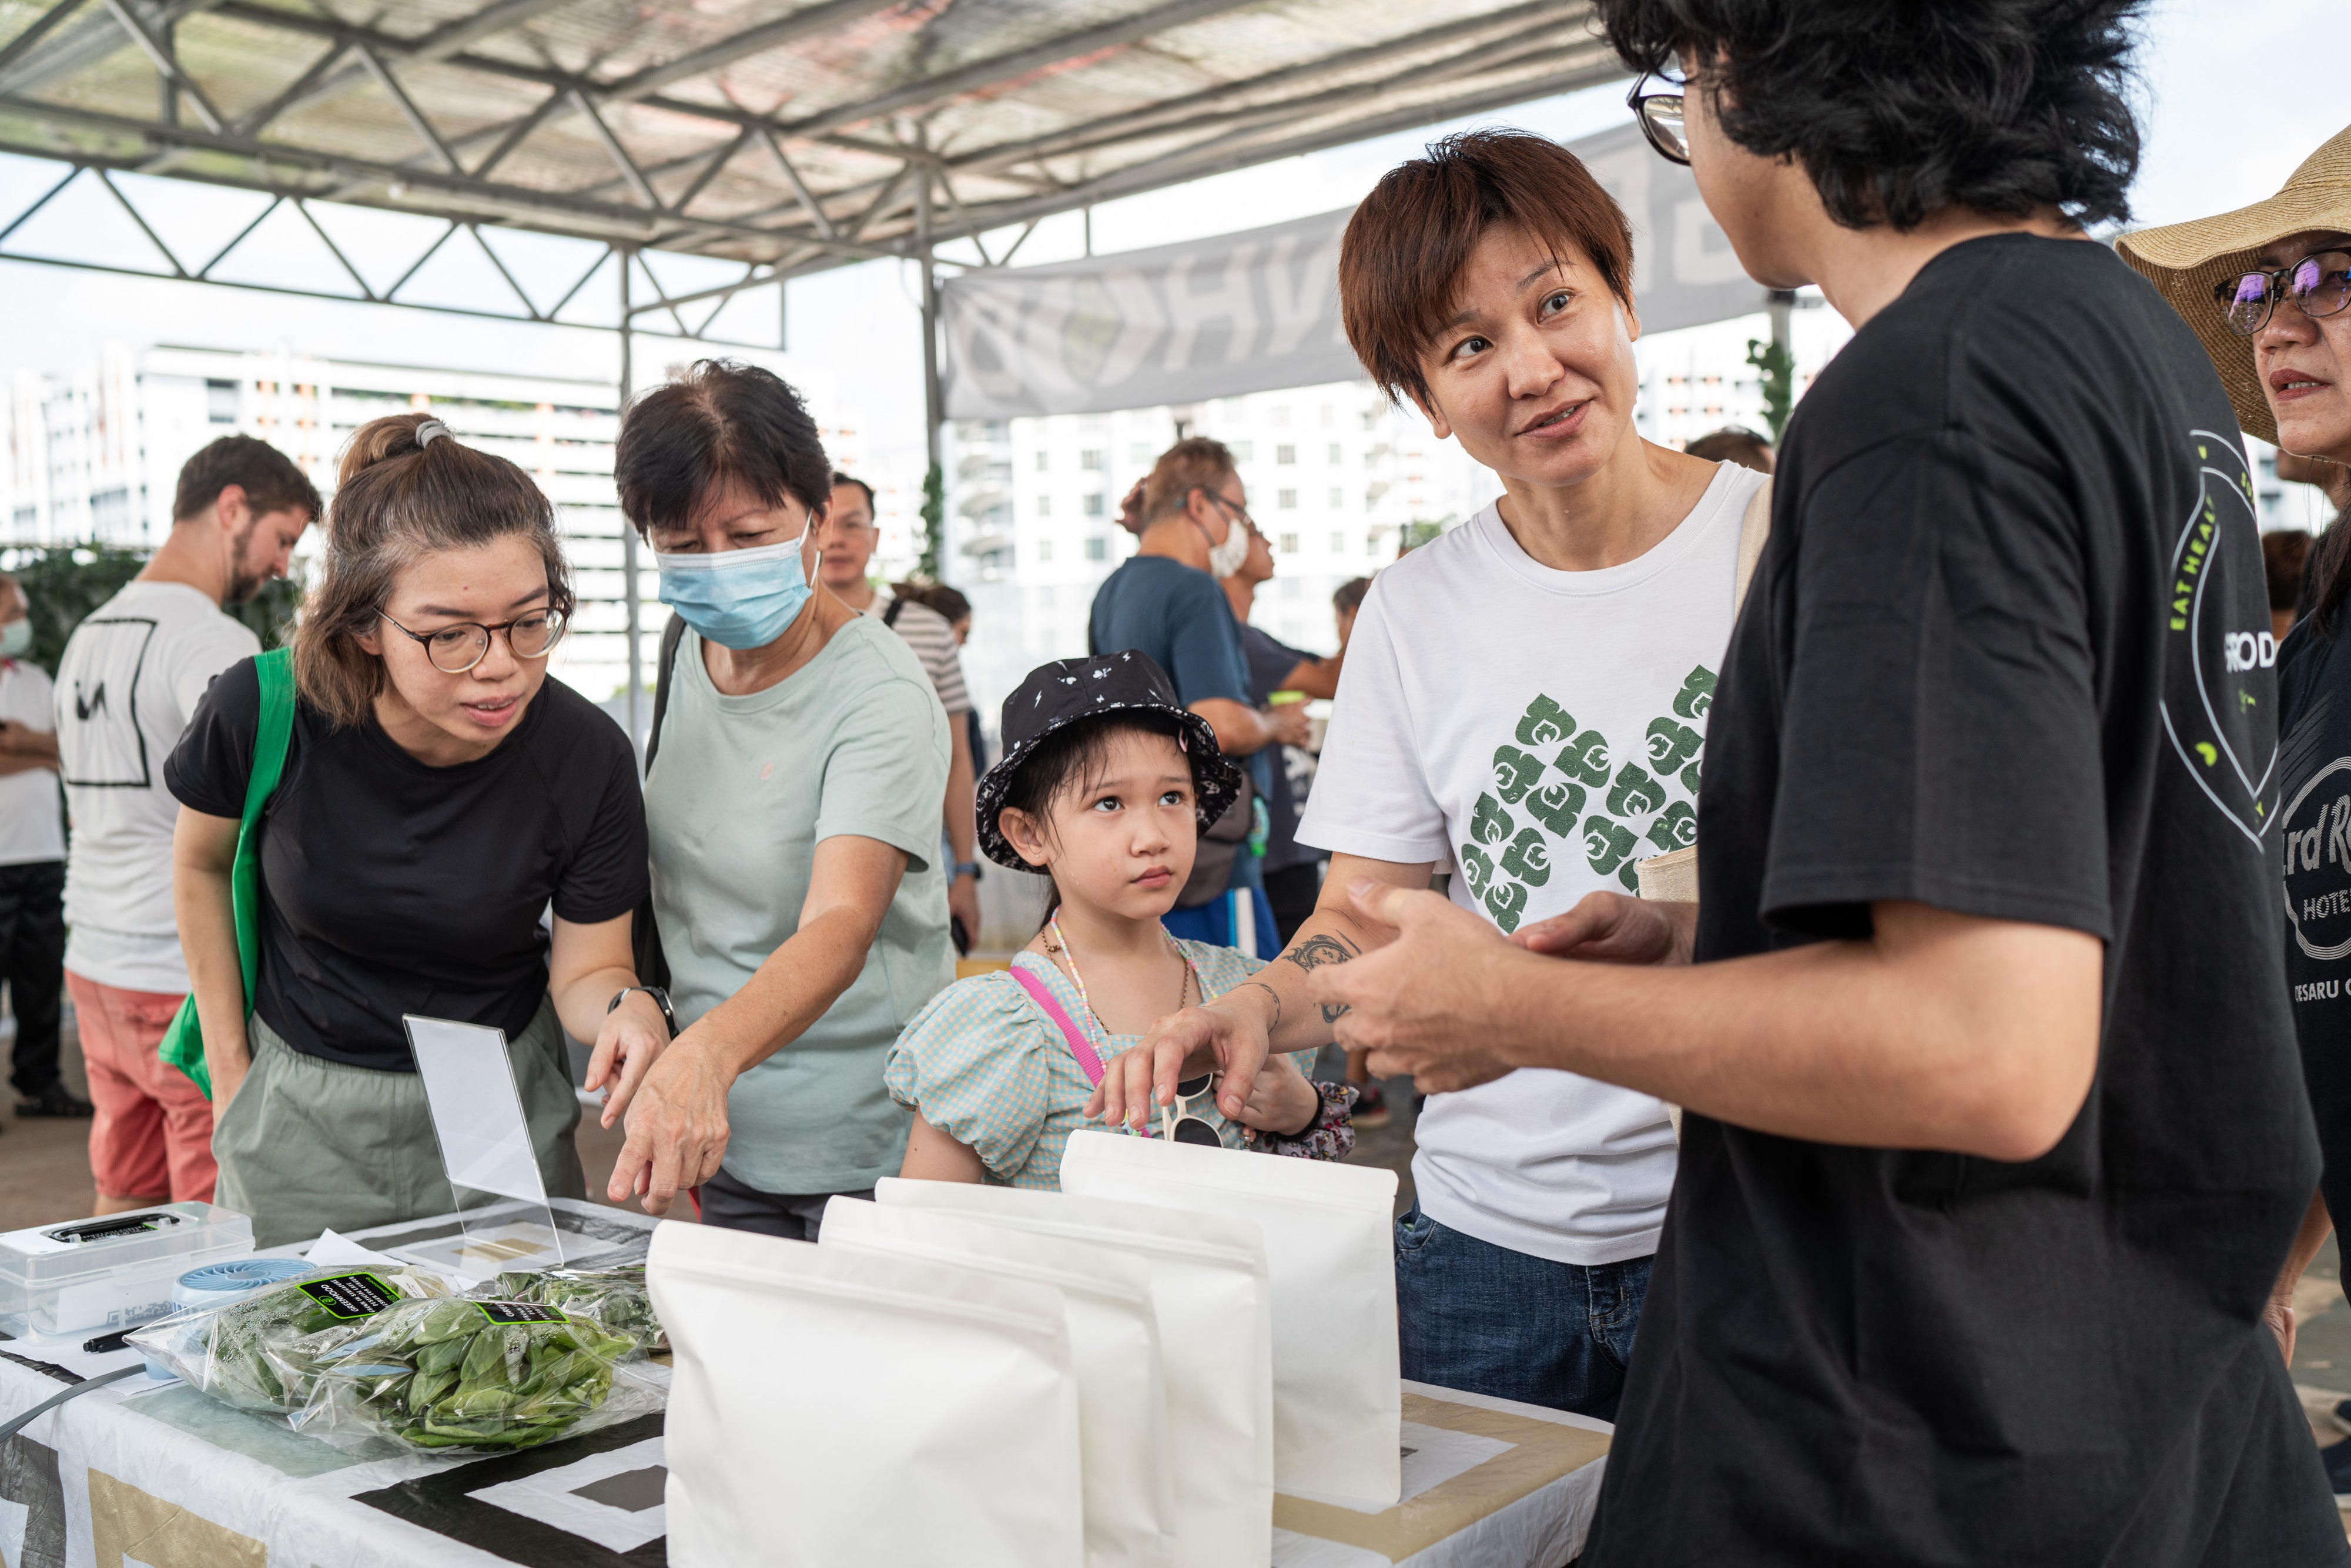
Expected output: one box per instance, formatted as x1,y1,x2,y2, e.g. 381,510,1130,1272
939,121,1767,420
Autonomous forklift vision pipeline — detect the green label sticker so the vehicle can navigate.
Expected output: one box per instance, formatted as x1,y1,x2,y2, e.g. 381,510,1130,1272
296,1271,400,1321
475,1301,567,1325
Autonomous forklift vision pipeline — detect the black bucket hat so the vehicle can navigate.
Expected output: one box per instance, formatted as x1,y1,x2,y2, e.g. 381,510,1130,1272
977,649,1244,872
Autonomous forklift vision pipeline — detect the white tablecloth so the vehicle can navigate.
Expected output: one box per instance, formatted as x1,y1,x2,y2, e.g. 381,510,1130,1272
0,1203,1607,1567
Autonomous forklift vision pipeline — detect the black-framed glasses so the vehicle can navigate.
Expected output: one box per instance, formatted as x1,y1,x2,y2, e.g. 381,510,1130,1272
1627,71,1689,166
1197,487,1259,536
2215,250,2351,337
380,608,567,674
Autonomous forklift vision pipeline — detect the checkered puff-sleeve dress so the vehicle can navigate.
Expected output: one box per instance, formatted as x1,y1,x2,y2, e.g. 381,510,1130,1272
883,942,1268,1191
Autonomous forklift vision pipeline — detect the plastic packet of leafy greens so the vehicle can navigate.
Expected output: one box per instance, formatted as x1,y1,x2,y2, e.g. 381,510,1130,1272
485,1264,667,1355
126,1267,456,1416
294,1296,657,1453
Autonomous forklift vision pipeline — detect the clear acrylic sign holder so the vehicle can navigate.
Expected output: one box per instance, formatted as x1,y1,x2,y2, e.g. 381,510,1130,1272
399,1014,568,1280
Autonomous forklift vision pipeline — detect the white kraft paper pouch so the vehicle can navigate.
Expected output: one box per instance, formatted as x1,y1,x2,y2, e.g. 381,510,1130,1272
875,1177,1272,1568
1059,1130,1402,1506
646,1218,1083,1568
821,1197,1174,1567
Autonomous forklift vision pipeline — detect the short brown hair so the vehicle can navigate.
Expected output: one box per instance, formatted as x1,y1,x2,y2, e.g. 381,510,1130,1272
292,414,573,728
1141,437,1238,524
1339,128,1635,410
1684,427,1774,470
901,582,970,623
172,434,322,525
614,360,832,536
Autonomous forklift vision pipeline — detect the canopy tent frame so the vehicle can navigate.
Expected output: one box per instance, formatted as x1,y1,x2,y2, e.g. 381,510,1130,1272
0,0,1627,744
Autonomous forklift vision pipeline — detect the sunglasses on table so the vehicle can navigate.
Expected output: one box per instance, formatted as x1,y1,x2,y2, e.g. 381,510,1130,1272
2214,250,2351,337
1627,71,1689,166
380,608,568,674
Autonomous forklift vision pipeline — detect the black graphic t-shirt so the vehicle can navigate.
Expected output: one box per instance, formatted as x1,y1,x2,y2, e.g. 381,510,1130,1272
2279,597,2351,1238
166,661,648,1071
1584,236,2342,1565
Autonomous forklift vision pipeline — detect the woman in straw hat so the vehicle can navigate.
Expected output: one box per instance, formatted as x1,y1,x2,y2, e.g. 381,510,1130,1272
2122,125,2351,1487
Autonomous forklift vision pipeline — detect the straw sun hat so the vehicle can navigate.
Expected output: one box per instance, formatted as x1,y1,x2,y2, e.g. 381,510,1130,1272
2119,123,2351,447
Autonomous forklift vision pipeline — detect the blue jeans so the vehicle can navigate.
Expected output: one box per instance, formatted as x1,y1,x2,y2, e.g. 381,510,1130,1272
1394,1204,1652,1421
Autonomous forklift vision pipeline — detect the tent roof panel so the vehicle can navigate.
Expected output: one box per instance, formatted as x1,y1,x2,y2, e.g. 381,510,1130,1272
0,0,1622,272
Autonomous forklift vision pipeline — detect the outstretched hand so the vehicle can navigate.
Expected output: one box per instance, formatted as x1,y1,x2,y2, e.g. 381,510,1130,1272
1304,880,1521,1093
582,991,671,1129
608,1030,732,1215
1512,891,1694,966
1086,989,1277,1130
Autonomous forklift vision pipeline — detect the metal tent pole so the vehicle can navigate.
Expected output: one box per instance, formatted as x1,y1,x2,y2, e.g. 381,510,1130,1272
916,166,942,473
619,244,642,756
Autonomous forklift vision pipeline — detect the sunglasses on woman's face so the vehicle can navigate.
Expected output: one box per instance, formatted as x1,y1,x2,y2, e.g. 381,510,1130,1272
2215,250,2351,337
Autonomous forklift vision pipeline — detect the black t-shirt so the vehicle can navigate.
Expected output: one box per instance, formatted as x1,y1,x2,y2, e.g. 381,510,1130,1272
166,662,649,1071
1585,236,2341,1565
1238,622,1315,873
2280,611,2351,1239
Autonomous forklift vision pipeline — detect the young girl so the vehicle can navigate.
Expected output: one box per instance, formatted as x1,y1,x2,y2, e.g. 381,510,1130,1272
887,651,1352,1188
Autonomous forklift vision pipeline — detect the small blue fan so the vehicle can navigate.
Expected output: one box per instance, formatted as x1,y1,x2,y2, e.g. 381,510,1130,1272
140,1258,318,1381
171,1257,313,1309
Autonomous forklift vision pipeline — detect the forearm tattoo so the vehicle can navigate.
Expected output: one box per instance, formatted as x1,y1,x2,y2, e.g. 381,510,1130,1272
1282,932,1362,1025
1234,979,1284,1032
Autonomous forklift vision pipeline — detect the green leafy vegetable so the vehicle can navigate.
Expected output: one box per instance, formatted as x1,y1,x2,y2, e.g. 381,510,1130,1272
312,1299,638,1452
488,1264,665,1355
129,1269,645,1454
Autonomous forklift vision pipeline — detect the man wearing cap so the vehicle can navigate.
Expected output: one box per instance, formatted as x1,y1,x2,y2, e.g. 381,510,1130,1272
2123,123,2351,1492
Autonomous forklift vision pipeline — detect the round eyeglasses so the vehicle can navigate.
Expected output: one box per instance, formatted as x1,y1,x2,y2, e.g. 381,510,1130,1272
380,607,568,674
1627,71,1689,166
2215,250,2351,337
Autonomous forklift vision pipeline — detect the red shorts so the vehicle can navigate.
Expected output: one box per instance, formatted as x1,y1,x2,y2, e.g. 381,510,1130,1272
66,971,217,1202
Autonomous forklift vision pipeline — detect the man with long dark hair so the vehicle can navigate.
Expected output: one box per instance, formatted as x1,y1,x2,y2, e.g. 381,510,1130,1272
1265,2,2345,1560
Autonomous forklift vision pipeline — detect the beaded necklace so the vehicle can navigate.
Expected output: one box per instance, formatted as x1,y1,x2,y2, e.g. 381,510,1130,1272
1041,907,1200,1047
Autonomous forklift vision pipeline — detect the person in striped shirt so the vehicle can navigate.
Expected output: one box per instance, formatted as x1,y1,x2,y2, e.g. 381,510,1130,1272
820,473,982,949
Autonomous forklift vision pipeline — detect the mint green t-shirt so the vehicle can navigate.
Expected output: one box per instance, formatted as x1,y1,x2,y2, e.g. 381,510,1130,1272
647,617,953,1194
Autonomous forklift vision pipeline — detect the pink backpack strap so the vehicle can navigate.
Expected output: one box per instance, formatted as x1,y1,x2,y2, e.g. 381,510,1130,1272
1008,960,1106,1087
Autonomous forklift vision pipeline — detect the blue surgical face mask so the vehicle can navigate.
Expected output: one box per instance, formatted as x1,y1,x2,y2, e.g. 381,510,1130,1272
0,619,28,658
655,534,811,651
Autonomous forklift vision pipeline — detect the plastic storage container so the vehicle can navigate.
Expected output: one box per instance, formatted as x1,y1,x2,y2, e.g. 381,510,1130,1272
0,1203,254,1341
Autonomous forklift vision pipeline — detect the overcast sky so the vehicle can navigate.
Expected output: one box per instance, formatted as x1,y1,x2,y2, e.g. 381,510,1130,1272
2,0,2343,491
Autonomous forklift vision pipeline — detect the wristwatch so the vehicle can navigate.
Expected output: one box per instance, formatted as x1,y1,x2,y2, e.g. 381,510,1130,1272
952,860,982,882
608,984,677,1040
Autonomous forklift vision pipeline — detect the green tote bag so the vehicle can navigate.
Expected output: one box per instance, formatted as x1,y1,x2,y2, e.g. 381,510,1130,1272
159,648,296,1100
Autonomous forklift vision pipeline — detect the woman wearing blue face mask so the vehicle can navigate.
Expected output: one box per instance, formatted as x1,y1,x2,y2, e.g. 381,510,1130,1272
607,360,953,1238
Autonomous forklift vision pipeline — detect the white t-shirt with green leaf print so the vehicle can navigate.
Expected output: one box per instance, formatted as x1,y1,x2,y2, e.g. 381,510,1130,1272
1298,460,1765,1267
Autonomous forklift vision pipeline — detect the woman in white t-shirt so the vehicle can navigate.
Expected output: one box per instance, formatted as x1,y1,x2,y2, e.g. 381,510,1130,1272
1089,128,1766,1419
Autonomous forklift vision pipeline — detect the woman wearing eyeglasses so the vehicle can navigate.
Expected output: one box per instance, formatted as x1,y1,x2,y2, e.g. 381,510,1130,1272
166,413,663,1247
2124,123,2351,1439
